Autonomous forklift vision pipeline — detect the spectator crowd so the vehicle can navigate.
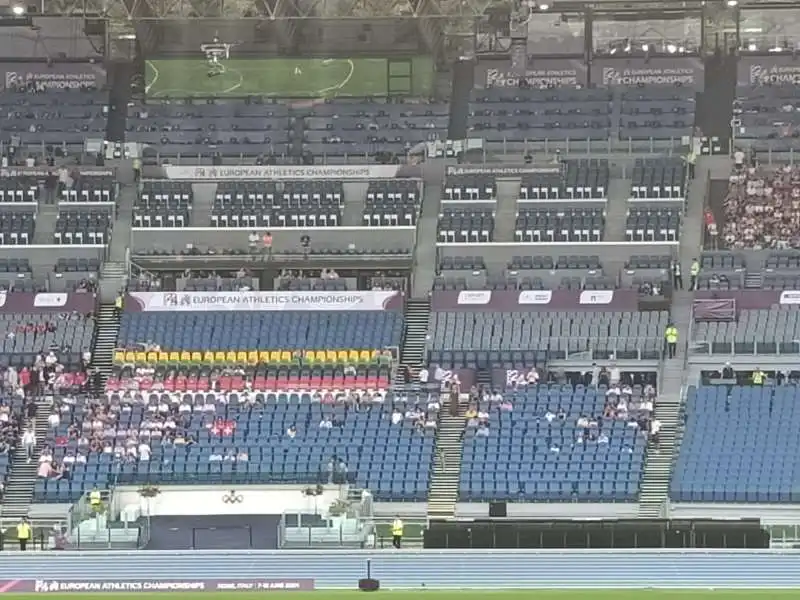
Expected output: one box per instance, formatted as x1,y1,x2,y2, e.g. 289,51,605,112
723,163,800,249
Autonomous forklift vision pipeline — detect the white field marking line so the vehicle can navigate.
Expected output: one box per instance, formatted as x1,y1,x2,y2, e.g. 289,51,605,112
221,66,244,95
316,59,354,96
144,60,159,94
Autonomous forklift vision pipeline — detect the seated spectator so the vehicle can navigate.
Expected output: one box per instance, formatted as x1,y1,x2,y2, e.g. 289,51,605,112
724,164,800,249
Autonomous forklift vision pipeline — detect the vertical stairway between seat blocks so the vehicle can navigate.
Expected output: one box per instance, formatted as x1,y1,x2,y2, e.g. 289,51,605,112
393,297,432,386
428,393,464,519
92,304,122,394
1,398,52,519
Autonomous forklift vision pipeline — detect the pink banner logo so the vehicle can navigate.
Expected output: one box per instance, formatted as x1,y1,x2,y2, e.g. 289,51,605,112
0,579,315,593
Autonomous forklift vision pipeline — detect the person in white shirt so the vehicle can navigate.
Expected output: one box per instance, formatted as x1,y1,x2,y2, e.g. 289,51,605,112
418,367,429,384
45,351,57,367
22,429,36,463
427,397,440,411
734,149,745,170
319,417,333,429
286,425,297,439
138,443,151,461
609,365,620,386
391,409,403,425
48,413,60,429
545,411,556,422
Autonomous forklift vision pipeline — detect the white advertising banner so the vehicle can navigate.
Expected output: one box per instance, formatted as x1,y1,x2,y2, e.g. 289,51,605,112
163,165,401,181
127,291,402,312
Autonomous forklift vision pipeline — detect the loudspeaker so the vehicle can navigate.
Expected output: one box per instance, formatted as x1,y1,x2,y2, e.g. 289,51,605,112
358,578,380,591
489,501,507,518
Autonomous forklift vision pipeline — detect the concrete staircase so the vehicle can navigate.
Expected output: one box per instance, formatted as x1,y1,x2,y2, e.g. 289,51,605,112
0,397,52,518
393,297,431,386
91,304,122,394
99,261,128,301
638,156,709,517
427,395,464,519
744,270,763,289
491,180,520,243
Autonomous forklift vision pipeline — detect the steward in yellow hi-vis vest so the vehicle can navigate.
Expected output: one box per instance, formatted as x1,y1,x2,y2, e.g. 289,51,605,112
391,517,404,549
17,518,31,551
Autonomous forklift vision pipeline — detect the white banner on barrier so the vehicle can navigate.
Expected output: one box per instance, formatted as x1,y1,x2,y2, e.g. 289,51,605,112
127,291,401,312
162,165,401,181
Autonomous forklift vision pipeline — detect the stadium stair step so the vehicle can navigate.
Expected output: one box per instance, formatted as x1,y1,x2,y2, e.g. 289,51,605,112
394,297,431,386
0,398,53,518
427,393,465,519
100,261,128,294
91,303,122,394
638,291,692,517
744,270,763,289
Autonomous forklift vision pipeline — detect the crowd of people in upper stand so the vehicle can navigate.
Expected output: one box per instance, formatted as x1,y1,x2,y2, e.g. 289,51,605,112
723,152,800,249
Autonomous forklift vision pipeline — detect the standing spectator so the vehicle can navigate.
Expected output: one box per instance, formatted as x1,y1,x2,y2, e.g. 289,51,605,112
689,258,700,291
672,260,683,290
262,231,273,258
733,147,745,172
22,428,35,463
132,156,142,182
16,517,31,551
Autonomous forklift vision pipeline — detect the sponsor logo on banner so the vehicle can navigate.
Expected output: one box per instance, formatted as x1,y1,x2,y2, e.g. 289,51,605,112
748,63,800,86
601,66,696,87
5,71,97,90
33,293,68,308
780,291,800,305
163,165,400,181
579,290,614,305
0,168,113,178
485,67,581,88
446,166,560,176
457,291,492,305
518,290,553,305
128,291,399,312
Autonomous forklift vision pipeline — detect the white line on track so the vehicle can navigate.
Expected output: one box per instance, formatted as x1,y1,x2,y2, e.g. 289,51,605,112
145,61,159,94
317,59,354,97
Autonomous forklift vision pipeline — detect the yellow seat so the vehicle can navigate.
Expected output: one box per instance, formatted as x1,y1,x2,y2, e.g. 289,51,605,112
247,351,258,364
168,351,180,363
370,349,380,362
280,351,292,363
326,350,337,364
303,351,315,364
203,351,215,363
314,350,326,363
214,351,226,363
179,351,191,363
158,351,169,363
236,351,248,363
268,350,280,364
114,351,125,363
259,351,270,364
359,350,371,363
337,350,348,364
225,351,236,363
348,350,359,363
191,351,202,363
135,351,147,363
123,351,135,363
146,351,158,364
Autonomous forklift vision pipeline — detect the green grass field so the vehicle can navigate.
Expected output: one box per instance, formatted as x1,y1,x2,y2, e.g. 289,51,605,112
3,590,799,599
145,57,434,99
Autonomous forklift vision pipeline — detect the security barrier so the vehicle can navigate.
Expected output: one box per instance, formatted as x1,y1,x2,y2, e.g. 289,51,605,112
2,549,800,588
